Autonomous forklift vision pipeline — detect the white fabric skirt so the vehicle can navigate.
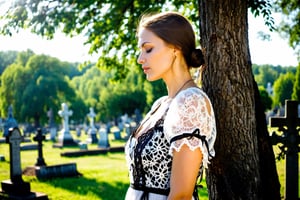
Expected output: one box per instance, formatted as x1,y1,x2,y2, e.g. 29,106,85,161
125,187,196,200
125,187,168,200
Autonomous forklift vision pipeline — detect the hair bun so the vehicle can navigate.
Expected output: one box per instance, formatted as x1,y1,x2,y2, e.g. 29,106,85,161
189,48,205,68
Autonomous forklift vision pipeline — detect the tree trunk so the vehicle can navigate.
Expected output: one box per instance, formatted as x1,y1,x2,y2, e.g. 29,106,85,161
198,0,280,199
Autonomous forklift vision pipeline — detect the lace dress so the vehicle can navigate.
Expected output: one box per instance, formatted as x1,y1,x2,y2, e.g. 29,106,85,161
125,87,216,200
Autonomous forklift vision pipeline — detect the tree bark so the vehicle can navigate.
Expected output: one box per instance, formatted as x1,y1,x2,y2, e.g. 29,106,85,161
198,0,281,199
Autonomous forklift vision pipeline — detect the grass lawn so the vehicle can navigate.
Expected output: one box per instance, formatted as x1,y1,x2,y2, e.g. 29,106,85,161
0,130,290,199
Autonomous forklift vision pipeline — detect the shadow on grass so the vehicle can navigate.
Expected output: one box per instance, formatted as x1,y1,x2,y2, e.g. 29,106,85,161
38,175,129,199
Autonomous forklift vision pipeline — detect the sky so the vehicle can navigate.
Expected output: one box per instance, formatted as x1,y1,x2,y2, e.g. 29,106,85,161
0,4,298,66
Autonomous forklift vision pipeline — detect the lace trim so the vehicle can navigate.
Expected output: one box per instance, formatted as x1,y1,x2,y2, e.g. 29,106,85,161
169,129,212,168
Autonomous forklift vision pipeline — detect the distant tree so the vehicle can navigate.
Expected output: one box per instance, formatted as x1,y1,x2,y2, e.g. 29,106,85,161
14,49,35,66
292,63,300,101
71,64,158,122
0,50,18,74
0,54,80,124
254,64,279,87
258,86,273,111
273,72,295,106
69,95,88,124
274,0,300,57
97,68,148,121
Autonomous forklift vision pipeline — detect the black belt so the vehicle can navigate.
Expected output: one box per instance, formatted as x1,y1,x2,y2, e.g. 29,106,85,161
130,184,170,199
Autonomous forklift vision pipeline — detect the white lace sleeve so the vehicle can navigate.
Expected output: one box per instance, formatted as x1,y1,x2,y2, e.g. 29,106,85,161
164,88,216,168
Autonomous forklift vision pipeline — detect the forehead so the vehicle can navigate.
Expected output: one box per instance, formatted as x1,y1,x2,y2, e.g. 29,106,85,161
137,28,163,48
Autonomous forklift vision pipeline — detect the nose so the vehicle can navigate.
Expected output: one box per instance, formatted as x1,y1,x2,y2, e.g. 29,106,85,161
137,53,145,64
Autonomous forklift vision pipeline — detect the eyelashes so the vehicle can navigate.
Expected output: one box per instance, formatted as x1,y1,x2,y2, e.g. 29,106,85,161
146,48,153,53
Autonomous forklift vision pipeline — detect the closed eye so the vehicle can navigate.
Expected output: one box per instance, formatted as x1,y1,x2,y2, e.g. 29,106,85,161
146,48,153,53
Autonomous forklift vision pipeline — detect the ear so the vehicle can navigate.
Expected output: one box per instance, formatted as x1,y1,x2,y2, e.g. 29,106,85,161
173,48,177,56
173,45,181,55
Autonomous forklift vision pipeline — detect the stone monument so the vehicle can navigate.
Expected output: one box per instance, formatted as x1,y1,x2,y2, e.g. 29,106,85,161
57,103,76,146
3,105,18,137
86,107,98,144
23,128,81,179
98,126,110,148
0,127,48,199
270,100,300,200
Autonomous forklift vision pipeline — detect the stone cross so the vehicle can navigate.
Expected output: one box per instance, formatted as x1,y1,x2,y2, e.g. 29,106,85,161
6,127,23,183
58,103,73,133
269,100,300,200
57,103,76,146
33,128,46,166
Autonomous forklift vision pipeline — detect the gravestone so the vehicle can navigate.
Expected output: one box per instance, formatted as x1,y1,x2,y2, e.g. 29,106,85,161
112,127,121,140
124,123,131,139
0,127,48,199
56,103,76,146
3,105,18,137
76,126,82,138
269,100,300,200
98,126,110,148
33,128,46,166
86,107,98,144
23,129,81,179
47,108,57,142
266,82,273,96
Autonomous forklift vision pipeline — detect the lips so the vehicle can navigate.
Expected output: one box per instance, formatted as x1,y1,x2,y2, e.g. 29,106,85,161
142,66,150,73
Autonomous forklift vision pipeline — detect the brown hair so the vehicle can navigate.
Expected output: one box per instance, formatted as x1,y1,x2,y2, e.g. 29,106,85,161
137,12,204,69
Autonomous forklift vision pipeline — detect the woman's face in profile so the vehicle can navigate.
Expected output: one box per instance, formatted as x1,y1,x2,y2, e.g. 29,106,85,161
137,28,175,81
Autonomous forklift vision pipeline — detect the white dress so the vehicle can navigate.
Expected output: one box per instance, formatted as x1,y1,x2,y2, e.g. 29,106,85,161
124,87,216,200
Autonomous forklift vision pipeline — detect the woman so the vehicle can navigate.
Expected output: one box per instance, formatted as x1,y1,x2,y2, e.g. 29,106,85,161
125,11,216,200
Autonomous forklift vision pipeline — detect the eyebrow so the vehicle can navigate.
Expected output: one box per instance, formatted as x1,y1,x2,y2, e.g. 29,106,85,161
139,42,150,48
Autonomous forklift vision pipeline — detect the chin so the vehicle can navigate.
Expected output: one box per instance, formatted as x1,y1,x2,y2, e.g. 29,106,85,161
146,76,159,82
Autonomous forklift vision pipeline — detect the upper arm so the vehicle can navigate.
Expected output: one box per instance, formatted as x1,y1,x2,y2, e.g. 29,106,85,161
168,145,203,200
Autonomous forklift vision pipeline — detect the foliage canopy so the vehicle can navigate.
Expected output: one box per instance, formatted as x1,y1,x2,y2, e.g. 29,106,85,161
0,0,281,78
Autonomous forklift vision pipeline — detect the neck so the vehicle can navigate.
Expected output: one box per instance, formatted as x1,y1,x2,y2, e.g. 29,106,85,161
168,78,194,98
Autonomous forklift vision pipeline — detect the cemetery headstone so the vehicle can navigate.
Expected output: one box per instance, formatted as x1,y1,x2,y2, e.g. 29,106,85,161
76,126,82,138
86,107,98,144
0,127,48,199
3,105,18,137
56,103,76,146
23,128,81,179
266,82,273,96
98,126,110,148
33,128,46,166
112,126,121,140
47,108,57,142
124,123,131,139
269,100,300,200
